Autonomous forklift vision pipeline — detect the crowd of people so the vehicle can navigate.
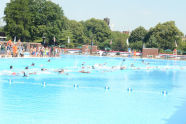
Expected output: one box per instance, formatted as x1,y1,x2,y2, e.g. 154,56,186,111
30,46,61,57
0,40,25,57
0,40,61,57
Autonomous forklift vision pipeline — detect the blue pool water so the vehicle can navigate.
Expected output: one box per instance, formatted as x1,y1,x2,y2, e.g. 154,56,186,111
0,55,186,124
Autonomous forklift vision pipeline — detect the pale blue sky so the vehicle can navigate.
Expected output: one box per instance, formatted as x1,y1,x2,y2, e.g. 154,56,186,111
0,0,186,34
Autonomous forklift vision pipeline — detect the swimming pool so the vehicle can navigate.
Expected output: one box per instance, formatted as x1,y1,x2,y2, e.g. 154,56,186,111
0,55,186,124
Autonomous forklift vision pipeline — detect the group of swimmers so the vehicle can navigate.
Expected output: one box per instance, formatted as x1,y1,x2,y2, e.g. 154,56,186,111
6,58,186,77
8,58,81,77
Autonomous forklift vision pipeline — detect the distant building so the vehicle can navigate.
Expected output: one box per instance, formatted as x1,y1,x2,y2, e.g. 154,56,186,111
0,32,6,41
104,18,110,26
142,48,159,58
82,45,97,54
182,35,186,42
122,31,130,35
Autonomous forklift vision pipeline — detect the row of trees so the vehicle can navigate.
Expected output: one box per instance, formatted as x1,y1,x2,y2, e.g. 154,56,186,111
3,0,128,51
4,0,65,44
3,0,185,52
128,21,184,52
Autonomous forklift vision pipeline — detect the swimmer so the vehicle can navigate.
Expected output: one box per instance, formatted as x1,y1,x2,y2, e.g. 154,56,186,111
48,59,51,62
58,69,65,74
145,62,150,65
23,72,28,77
120,59,125,67
103,62,107,65
131,64,135,67
12,72,17,76
92,66,95,69
82,63,84,67
25,66,29,70
58,69,69,75
120,66,126,70
41,68,47,71
112,66,116,69
29,72,37,75
10,65,13,70
79,70,90,73
31,63,35,66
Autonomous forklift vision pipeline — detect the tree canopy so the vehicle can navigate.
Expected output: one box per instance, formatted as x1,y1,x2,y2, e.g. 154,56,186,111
4,0,65,43
3,0,185,53
4,0,31,41
128,21,185,52
111,31,128,51
129,26,147,43
128,26,147,51
145,21,183,50
83,18,112,45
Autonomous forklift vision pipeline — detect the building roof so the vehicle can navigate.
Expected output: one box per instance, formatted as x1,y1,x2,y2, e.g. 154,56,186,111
143,48,158,49
0,36,7,39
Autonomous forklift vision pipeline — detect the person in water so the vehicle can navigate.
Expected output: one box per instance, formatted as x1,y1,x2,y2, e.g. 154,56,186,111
10,66,12,69
92,66,95,69
29,72,37,75
41,68,47,71
120,66,126,70
23,72,28,77
10,65,18,76
58,69,64,74
31,63,35,66
25,66,29,70
48,59,51,62
79,70,90,73
131,64,135,67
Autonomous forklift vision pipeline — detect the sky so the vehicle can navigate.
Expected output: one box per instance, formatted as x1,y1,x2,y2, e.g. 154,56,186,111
0,0,186,34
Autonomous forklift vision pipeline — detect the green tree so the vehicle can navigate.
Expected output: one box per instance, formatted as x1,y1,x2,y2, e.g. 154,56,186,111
83,18,111,46
68,20,86,47
146,35,159,48
145,21,183,50
178,41,186,53
4,0,66,44
128,26,147,51
0,27,3,32
129,26,147,43
111,31,128,51
59,30,73,46
129,41,143,52
29,0,65,44
4,0,32,41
